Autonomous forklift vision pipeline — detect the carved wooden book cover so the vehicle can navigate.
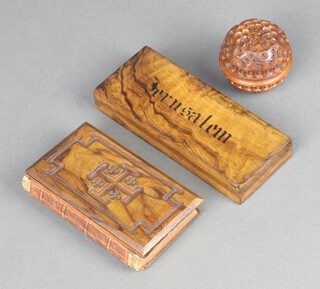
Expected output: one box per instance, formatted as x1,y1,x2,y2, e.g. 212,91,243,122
94,46,292,204
22,122,203,271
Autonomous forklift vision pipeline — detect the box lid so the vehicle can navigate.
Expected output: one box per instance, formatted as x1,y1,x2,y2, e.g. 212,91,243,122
94,46,292,203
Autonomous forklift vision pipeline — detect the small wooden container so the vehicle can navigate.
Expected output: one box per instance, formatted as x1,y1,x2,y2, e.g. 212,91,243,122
22,123,203,271
94,46,292,204
219,19,293,92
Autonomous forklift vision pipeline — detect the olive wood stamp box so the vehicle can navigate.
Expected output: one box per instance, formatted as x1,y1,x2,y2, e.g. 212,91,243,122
94,46,292,204
22,122,203,271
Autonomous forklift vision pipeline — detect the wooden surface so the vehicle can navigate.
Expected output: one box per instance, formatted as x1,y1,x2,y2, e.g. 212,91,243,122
94,46,292,203
219,19,293,92
23,122,202,270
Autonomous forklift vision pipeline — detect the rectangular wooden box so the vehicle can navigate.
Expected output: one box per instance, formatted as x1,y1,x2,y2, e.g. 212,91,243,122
94,46,292,204
22,122,202,270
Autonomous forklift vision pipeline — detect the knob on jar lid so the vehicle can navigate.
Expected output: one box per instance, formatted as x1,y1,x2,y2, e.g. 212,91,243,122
219,19,293,93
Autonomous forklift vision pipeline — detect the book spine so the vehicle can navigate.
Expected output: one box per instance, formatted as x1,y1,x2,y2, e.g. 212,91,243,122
22,176,141,270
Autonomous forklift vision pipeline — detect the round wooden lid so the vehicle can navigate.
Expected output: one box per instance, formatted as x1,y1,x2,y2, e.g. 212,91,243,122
219,19,293,93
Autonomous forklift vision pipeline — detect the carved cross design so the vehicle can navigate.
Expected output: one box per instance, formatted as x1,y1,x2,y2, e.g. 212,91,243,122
87,161,144,206
44,132,185,235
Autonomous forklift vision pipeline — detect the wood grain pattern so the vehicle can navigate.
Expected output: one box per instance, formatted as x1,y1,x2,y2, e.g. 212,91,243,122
94,46,292,203
23,122,202,270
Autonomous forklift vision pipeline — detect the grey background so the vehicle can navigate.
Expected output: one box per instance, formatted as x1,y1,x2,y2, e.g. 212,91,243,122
1,0,319,288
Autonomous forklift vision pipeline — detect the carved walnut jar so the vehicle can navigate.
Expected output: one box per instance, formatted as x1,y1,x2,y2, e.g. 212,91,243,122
219,19,293,93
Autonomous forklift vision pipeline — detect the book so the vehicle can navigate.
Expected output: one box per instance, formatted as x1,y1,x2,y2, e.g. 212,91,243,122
22,122,203,270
